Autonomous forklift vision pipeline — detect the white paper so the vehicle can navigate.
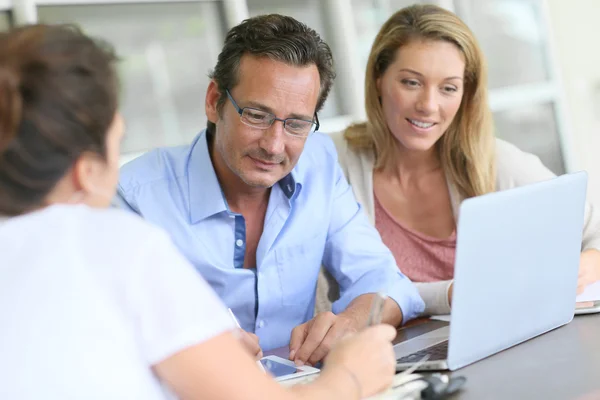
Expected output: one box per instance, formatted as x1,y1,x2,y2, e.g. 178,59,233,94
576,280,600,302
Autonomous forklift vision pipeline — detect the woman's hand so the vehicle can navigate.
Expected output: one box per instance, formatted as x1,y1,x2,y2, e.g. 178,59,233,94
321,324,397,398
239,330,263,360
577,249,600,295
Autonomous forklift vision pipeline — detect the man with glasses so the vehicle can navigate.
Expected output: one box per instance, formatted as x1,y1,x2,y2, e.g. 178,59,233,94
117,14,424,366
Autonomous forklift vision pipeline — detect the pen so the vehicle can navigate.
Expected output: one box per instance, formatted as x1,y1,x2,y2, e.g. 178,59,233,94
228,308,266,373
228,307,242,327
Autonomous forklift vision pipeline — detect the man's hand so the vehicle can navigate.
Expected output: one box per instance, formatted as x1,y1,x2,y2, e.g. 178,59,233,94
239,330,263,360
288,294,403,366
577,249,600,295
289,311,359,366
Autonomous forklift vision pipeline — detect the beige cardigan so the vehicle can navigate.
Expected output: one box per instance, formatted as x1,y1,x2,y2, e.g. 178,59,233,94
316,131,600,316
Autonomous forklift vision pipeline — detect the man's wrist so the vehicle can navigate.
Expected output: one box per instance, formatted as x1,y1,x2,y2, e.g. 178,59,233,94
336,310,362,330
340,294,386,328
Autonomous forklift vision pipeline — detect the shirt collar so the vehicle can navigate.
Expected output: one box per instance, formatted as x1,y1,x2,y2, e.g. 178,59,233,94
278,171,299,199
188,131,228,223
187,130,302,224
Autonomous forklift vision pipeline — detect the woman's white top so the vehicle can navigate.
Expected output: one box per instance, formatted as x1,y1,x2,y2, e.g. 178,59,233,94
0,205,235,399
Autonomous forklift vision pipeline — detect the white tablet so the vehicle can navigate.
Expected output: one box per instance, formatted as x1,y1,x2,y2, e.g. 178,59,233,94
260,355,320,382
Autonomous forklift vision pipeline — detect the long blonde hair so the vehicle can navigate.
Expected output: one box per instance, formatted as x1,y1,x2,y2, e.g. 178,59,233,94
345,4,495,198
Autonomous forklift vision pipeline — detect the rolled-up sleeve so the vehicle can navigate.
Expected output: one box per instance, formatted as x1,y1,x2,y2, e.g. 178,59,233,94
322,163,425,322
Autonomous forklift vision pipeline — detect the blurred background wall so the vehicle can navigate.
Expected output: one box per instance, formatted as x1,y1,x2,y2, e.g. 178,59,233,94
2,0,598,198
546,0,600,200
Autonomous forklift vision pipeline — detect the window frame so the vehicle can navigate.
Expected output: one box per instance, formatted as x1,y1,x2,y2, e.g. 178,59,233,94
13,0,576,171
21,0,239,160
449,0,576,172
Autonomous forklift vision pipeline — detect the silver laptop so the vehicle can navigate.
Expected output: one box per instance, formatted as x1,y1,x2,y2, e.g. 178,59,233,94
395,172,587,371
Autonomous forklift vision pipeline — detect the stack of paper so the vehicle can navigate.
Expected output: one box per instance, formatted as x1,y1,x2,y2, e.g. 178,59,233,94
577,281,600,302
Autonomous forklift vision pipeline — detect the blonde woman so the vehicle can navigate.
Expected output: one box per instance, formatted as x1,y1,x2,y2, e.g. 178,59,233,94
318,4,600,316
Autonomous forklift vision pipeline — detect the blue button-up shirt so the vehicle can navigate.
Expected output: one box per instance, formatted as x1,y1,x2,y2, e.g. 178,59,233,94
117,130,424,350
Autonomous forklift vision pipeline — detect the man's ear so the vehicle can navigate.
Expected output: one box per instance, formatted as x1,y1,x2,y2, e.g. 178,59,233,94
205,80,221,124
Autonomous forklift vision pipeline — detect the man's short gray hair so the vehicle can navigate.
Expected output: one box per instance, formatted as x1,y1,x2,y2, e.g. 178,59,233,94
207,14,336,132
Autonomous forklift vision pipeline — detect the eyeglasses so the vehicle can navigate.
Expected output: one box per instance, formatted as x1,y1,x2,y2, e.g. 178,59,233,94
225,89,319,138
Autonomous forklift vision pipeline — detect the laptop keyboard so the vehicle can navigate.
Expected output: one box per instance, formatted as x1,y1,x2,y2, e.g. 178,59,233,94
396,340,449,363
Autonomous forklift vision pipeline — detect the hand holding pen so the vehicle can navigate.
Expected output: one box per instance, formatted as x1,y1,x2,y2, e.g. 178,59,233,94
228,308,265,365
321,293,397,398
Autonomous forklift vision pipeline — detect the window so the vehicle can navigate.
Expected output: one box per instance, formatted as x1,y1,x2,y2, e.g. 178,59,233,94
39,2,225,154
494,104,564,174
351,0,421,77
452,0,570,172
456,0,549,89
18,0,573,172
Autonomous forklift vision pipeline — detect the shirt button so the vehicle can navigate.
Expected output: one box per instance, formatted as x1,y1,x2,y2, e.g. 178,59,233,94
258,320,265,328
236,239,244,247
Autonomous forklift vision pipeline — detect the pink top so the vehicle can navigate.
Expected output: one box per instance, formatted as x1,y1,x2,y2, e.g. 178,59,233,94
374,194,456,282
